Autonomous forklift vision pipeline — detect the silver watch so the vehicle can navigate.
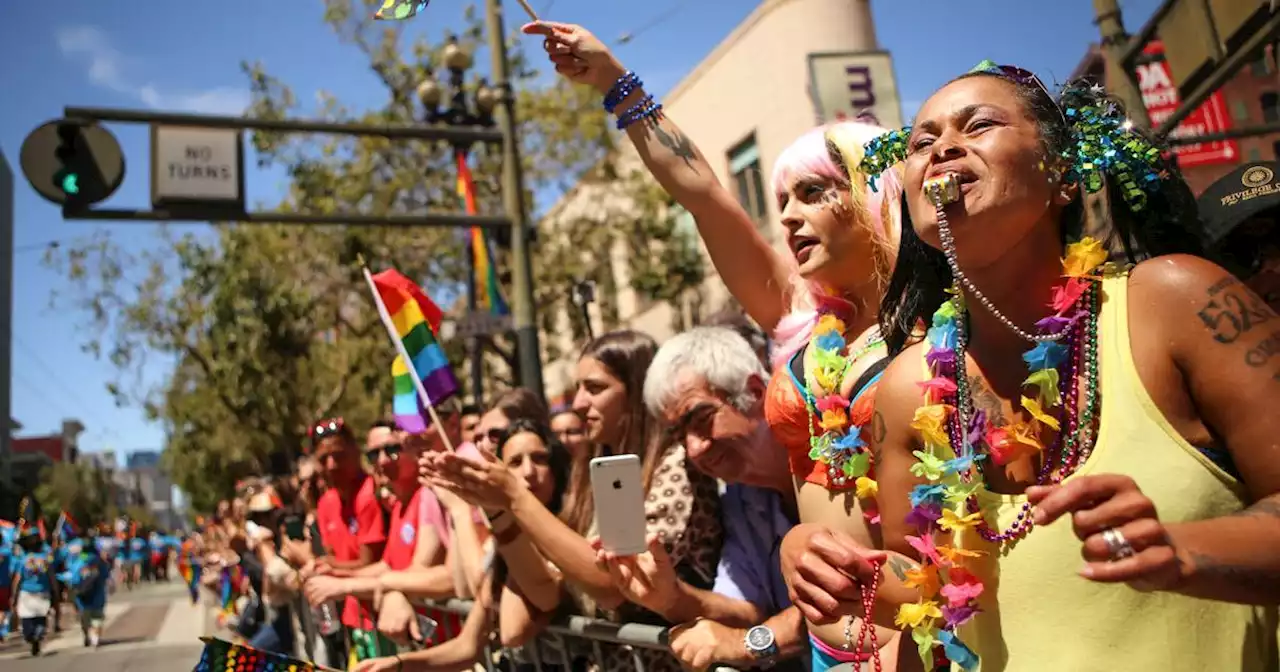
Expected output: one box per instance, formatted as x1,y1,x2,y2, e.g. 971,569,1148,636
744,624,778,667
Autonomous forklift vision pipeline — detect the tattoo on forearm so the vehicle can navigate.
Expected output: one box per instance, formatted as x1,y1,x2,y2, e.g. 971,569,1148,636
1189,550,1279,588
651,123,698,172
885,556,917,582
1197,279,1276,345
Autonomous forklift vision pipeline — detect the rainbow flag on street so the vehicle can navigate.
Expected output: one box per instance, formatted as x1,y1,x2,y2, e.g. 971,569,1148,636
456,151,509,317
369,269,459,433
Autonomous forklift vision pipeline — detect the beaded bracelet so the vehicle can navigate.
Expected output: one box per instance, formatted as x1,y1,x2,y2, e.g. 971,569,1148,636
604,71,642,113
616,95,663,131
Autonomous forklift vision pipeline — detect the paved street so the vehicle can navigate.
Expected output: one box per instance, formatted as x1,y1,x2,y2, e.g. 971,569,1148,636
1,579,215,672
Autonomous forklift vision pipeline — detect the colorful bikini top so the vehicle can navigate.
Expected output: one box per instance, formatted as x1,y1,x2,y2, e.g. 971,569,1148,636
764,343,889,491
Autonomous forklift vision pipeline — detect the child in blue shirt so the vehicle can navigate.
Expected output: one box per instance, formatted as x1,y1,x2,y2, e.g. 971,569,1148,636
14,529,54,657
58,535,109,648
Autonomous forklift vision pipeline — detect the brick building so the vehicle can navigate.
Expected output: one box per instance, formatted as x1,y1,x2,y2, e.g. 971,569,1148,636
1073,43,1280,311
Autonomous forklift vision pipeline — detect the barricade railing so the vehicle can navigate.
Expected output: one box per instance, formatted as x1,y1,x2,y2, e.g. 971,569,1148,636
423,598,741,672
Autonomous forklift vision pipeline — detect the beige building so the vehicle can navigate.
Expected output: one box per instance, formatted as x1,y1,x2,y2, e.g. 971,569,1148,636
538,0,897,404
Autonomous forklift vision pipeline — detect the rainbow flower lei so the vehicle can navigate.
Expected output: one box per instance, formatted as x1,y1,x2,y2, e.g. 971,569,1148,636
897,237,1108,670
805,314,886,493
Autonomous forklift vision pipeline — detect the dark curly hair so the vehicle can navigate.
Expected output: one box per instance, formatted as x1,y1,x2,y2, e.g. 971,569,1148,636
878,72,1210,354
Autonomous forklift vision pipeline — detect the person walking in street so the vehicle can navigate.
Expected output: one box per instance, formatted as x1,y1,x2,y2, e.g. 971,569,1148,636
58,532,109,648
12,521,55,657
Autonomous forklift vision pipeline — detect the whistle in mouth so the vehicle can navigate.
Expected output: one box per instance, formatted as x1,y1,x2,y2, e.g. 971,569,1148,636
924,173,961,207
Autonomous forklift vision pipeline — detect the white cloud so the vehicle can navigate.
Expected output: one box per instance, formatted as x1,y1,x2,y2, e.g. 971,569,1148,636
55,25,250,115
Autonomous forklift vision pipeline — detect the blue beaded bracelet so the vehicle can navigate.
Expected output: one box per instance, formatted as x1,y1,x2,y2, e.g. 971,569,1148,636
616,95,662,130
604,71,642,114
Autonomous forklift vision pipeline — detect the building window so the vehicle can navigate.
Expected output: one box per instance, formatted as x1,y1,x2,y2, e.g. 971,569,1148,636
1261,93,1280,123
1232,100,1250,122
728,135,768,224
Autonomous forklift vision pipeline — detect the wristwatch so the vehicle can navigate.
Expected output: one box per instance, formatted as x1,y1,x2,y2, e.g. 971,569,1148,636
744,624,779,667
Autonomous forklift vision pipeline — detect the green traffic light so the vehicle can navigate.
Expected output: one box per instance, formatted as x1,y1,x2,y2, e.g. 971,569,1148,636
61,172,80,195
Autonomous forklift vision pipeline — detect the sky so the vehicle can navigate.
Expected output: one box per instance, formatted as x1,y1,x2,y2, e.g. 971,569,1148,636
0,0,1166,460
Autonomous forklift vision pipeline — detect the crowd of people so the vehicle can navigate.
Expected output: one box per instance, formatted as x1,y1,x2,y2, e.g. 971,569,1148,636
0,512,188,657
8,17,1280,672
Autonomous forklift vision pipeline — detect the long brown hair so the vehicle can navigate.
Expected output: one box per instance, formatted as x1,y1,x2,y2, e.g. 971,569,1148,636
559,330,665,535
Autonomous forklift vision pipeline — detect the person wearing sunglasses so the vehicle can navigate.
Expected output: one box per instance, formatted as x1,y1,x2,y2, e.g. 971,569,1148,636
297,417,389,666
305,419,479,661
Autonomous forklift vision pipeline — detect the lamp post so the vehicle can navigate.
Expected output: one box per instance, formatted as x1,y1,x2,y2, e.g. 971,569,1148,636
484,0,545,400
418,35,500,404
570,280,597,342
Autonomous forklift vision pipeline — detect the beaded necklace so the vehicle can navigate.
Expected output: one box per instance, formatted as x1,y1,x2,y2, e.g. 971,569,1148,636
800,313,887,491
898,233,1109,670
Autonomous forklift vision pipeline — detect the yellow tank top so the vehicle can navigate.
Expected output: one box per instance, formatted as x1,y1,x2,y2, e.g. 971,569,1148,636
950,273,1279,671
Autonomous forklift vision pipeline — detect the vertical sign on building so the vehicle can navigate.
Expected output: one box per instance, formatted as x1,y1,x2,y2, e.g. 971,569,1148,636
1137,41,1239,168
807,51,904,129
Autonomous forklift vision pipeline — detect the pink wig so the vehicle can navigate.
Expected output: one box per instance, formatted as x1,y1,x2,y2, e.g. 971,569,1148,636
768,121,903,370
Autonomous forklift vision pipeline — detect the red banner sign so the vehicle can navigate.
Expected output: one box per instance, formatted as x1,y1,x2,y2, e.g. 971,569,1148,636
1137,41,1239,168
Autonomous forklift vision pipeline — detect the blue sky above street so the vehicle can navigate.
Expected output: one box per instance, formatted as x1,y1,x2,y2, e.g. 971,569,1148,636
0,0,1163,459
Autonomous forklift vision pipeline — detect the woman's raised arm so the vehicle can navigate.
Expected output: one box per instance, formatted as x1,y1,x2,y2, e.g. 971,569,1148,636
523,21,794,331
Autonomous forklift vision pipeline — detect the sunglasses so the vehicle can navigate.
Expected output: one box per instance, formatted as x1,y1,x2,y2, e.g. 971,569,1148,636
476,428,505,446
311,418,347,442
365,442,405,462
973,62,1064,121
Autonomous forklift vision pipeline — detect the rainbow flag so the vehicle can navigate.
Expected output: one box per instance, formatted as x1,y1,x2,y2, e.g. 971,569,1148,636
370,269,459,432
456,151,509,316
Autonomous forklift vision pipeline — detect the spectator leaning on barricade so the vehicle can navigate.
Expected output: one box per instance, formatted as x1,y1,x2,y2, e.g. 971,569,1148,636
304,413,489,661
432,330,724,672
293,418,388,666
591,326,804,671
370,418,577,672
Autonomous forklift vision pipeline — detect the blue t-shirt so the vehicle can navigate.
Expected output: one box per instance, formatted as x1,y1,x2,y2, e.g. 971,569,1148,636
16,545,54,595
0,527,15,585
94,536,117,560
127,536,148,561
60,548,108,611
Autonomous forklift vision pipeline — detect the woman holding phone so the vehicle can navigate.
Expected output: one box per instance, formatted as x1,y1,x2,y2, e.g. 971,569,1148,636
428,330,723,672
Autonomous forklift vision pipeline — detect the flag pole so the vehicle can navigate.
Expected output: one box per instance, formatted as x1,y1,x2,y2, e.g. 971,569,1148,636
514,0,539,22
54,512,66,541
361,265,457,454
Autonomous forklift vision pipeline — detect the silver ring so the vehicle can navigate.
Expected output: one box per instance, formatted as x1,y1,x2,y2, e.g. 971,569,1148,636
1101,527,1136,561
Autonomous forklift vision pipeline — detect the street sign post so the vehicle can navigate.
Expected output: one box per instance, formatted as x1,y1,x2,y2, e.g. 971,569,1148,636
449,312,513,340
151,126,245,210
1137,41,1238,168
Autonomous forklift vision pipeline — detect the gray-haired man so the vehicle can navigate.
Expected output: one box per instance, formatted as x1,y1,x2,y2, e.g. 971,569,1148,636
595,327,802,670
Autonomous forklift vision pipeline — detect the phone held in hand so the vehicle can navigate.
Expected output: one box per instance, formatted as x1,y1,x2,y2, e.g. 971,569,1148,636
589,454,647,556
281,514,306,541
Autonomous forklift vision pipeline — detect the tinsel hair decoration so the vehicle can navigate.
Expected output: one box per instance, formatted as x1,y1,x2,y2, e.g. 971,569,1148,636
857,61,1168,214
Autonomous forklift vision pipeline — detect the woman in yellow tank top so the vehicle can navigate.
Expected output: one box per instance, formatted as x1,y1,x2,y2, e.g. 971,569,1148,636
783,63,1280,671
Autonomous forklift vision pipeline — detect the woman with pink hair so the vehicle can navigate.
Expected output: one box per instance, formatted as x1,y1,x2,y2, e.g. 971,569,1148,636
527,21,906,670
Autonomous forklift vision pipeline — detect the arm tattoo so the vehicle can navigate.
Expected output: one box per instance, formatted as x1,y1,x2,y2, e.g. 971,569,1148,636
651,122,699,172
886,556,917,582
1189,550,1280,588
1197,279,1275,345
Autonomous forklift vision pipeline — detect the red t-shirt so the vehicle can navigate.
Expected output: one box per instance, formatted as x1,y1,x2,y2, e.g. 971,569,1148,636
383,487,463,645
316,476,387,630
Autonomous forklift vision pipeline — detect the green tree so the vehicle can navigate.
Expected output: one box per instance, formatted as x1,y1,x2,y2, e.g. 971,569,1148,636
47,0,702,507
35,462,118,530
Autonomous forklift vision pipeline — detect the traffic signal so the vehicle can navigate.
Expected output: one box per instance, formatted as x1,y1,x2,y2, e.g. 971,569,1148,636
52,123,83,199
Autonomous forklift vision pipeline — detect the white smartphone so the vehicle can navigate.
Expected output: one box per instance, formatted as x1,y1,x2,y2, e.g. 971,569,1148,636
589,454,648,556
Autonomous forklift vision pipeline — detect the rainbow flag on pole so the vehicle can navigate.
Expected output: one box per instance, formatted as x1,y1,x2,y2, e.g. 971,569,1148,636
365,268,459,433
456,151,509,316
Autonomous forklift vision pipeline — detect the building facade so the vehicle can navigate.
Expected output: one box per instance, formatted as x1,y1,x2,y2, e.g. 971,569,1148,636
538,0,892,402
6,418,85,500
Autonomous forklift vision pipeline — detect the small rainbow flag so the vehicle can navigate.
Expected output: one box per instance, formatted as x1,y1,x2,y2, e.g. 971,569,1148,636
456,151,509,316
369,269,459,433
374,0,430,21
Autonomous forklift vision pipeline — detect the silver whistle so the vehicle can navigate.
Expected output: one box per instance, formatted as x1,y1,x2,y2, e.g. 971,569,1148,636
924,173,961,207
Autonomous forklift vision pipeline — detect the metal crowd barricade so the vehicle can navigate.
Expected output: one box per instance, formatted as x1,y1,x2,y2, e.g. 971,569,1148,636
424,599,741,672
